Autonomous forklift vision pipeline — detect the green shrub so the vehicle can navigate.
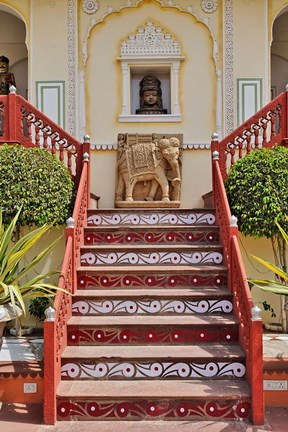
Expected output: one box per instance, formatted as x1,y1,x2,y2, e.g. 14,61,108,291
225,146,288,238
0,144,74,226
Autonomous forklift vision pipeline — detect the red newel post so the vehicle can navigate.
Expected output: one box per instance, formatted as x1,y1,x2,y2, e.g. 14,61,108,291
7,86,17,141
43,307,57,425
211,132,219,207
250,306,264,425
82,134,91,204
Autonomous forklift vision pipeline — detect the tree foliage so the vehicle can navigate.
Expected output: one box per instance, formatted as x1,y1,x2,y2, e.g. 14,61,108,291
0,144,74,226
225,146,288,238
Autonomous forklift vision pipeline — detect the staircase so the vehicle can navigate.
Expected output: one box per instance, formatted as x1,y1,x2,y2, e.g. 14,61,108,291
56,208,251,422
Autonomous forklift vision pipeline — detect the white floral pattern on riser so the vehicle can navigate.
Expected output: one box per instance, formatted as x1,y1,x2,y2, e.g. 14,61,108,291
80,251,223,266
72,299,233,315
87,212,216,226
61,361,245,379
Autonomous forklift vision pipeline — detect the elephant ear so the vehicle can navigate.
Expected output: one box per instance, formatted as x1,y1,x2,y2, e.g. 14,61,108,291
153,146,163,167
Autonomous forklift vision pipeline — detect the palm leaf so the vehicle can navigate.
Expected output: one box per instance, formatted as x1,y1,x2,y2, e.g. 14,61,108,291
251,255,288,281
249,279,288,295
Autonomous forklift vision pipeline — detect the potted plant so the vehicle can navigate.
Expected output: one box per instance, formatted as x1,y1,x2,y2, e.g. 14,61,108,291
0,143,74,338
225,146,288,331
0,207,65,348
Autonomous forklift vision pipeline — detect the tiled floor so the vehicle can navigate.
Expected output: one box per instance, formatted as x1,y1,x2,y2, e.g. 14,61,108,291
0,333,287,431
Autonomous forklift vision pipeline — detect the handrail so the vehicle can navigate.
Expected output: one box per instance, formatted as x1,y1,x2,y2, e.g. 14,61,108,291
0,91,84,186
43,140,90,425
43,235,73,425
211,144,264,425
217,89,288,178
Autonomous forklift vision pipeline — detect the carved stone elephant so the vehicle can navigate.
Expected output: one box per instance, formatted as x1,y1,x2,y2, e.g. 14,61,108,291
115,137,181,202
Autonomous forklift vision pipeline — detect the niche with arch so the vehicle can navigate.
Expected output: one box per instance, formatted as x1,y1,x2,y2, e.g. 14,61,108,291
118,21,184,122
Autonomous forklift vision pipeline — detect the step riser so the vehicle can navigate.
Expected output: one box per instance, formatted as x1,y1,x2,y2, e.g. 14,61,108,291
87,211,216,227
84,230,219,245
77,273,228,289
80,250,223,267
57,398,250,421
61,360,246,380
67,326,239,346
72,299,233,316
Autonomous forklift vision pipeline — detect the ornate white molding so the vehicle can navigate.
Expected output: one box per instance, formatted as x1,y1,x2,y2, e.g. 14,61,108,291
89,142,210,151
68,0,77,137
201,0,218,14
82,0,99,14
121,21,181,57
225,0,234,134
81,0,219,70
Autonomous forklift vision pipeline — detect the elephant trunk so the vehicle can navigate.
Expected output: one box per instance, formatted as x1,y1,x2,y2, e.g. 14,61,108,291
169,160,181,186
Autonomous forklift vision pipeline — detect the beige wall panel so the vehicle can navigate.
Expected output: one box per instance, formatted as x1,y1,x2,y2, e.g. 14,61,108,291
239,234,281,326
84,2,216,144
32,1,68,83
233,1,266,77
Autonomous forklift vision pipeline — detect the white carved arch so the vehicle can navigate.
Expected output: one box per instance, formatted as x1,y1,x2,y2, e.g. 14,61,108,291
81,0,219,71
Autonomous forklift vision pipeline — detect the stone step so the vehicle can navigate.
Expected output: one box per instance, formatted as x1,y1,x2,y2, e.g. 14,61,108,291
80,245,223,267
72,288,233,316
84,225,220,245
56,380,250,421
87,208,216,227
77,266,228,290
61,344,245,380
67,315,239,346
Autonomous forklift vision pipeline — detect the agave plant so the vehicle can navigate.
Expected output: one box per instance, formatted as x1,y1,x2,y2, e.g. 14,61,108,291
0,207,63,317
249,222,288,332
249,223,288,295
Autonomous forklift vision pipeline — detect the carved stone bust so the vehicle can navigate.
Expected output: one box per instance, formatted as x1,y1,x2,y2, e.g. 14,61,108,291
0,56,16,95
136,75,167,115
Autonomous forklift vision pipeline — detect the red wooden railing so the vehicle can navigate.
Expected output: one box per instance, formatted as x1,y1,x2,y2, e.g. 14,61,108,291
43,148,90,424
0,90,91,424
208,89,288,426
217,89,288,179
211,146,264,425
0,89,84,186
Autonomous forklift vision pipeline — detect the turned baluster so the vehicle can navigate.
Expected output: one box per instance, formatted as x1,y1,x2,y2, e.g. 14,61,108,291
43,131,48,149
59,146,64,163
51,137,56,155
35,125,40,147
230,146,235,168
26,117,32,140
67,150,73,176
262,122,267,146
254,128,259,149
246,134,251,154
271,112,276,137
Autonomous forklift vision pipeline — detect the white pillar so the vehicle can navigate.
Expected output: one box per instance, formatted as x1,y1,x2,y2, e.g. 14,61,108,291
172,62,180,115
121,63,129,115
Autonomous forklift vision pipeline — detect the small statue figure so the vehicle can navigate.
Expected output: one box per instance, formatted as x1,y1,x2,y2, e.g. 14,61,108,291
136,75,167,115
0,56,16,95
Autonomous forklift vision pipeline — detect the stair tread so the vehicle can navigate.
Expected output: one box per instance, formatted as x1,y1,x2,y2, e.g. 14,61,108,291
85,225,220,231
57,379,250,399
62,344,245,359
73,288,231,298
81,244,222,250
68,314,237,326
87,208,216,213
77,265,227,272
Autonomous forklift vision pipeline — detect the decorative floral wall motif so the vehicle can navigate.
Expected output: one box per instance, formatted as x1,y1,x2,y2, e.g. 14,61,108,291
201,0,218,14
82,0,99,14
